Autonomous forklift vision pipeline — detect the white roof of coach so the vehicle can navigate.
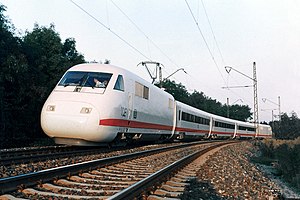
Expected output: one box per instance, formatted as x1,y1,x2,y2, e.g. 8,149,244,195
210,113,239,124
68,63,129,75
176,101,213,118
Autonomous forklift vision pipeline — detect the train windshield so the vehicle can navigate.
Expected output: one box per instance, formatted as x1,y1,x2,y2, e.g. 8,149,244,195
58,71,113,88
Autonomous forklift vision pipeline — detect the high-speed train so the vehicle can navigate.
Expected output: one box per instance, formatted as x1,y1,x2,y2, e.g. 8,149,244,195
41,63,272,146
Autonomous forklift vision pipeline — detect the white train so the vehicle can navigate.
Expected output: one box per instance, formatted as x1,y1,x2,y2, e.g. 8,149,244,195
41,63,272,146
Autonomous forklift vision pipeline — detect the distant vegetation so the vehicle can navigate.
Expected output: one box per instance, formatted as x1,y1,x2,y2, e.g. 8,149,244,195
271,112,300,139
253,138,300,192
0,3,299,148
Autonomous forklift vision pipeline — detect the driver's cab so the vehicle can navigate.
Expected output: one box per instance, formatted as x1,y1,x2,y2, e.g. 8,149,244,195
56,71,113,94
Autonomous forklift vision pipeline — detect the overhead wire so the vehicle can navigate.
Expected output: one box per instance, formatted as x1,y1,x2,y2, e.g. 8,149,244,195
109,0,187,83
201,0,225,65
185,0,256,110
193,0,255,109
105,0,110,28
69,0,152,61
70,0,256,115
184,0,227,85
109,0,182,71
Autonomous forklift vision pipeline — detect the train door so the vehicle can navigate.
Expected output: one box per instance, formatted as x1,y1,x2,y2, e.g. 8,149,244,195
233,123,238,139
127,78,134,123
169,101,177,139
207,117,213,138
128,93,133,120
175,104,184,140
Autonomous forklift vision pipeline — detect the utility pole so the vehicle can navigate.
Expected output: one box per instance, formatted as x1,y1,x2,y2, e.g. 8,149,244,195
253,62,259,137
262,96,281,121
278,96,281,120
224,62,259,137
227,97,230,118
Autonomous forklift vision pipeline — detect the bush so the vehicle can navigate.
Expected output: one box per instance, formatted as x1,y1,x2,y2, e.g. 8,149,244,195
256,138,300,192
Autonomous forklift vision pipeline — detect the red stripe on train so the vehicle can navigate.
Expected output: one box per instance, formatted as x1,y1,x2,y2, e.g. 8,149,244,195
99,119,173,130
99,118,271,137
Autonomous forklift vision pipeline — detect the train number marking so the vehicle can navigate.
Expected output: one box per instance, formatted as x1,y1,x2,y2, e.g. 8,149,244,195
121,107,128,117
121,107,138,119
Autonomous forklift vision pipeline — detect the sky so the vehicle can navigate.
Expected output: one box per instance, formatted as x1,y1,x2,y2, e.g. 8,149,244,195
2,0,300,122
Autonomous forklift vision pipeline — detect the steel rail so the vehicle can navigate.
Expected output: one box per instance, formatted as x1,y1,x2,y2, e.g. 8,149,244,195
0,147,109,166
0,144,148,166
108,141,238,199
0,146,72,157
0,140,217,194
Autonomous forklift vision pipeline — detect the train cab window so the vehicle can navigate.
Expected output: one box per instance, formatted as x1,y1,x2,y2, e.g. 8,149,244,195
113,75,124,91
58,71,112,89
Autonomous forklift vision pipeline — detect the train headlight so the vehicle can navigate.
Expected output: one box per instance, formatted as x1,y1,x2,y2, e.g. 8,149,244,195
80,107,92,114
46,105,55,112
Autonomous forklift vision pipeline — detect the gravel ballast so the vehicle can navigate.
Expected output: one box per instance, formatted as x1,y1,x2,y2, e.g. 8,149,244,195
180,142,299,199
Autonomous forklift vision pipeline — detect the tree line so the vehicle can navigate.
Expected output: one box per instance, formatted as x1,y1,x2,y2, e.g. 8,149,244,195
0,4,85,147
0,4,298,148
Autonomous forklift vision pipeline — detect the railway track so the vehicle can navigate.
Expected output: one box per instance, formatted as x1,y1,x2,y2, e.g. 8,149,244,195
0,146,96,166
0,146,123,168
0,144,148,167
0,140,236,199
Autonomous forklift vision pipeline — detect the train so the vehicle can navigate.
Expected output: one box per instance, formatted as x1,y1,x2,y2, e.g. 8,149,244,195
41,63,272,146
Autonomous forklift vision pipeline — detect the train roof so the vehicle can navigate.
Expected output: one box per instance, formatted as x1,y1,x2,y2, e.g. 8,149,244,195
67,63,130,74
175,101,212,118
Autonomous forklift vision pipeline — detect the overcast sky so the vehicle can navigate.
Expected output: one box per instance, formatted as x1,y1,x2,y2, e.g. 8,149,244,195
2,0,300,122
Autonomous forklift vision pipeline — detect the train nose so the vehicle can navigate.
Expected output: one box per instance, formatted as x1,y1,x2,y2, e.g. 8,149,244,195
41,101,99,140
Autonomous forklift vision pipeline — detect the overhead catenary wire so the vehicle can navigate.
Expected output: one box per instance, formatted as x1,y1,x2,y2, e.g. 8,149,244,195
71,0,252,107
109,0,182,74
225,64,257,105
184,0,227,85
69,0,152,61
201,0,225,65
186,1,255,110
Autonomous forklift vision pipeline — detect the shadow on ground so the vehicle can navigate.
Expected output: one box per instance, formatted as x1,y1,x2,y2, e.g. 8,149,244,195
179,178,225,200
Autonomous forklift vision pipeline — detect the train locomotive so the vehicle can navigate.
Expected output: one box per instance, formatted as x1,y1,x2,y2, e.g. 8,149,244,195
41,63,272,146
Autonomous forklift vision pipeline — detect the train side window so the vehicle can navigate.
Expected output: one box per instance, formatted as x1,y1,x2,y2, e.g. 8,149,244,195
135,82,149,100
135,82,143,97
113,75,124,91
143,86,149,99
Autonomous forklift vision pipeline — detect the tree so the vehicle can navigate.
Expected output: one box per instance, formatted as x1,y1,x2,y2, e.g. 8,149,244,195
21,23,85,138
62,38,84,66
228,104,252,121
0,5,85,147
271,112,300,139
160,79,190,103
0,4,29,140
